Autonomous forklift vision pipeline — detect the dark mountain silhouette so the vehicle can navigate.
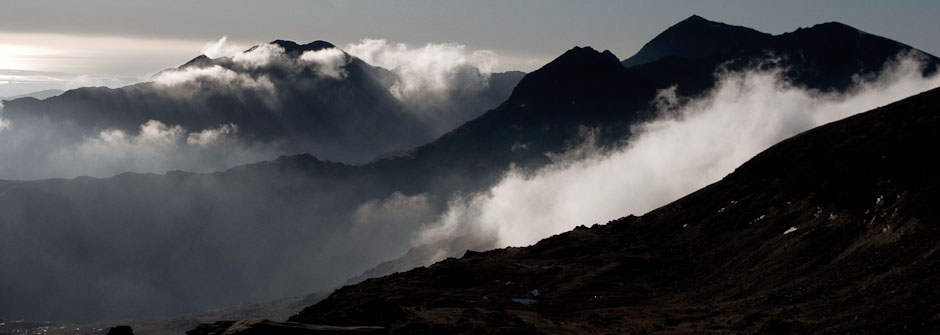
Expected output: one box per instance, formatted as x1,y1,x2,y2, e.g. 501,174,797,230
268,40,336,54
621,15,771,68
287,85,940,334
627,17,939,97
1,17,937,324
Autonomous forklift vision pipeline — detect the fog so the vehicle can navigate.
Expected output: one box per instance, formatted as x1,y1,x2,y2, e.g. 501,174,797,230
344,38,511,134
344,38,497,100
417,53,940,249
0,114,286,179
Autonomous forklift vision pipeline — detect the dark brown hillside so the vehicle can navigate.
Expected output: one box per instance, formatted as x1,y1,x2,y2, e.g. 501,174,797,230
288,86,940,334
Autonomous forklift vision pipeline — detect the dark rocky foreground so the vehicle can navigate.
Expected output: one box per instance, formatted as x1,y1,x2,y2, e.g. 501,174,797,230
280,86,940,334
187,320,384,335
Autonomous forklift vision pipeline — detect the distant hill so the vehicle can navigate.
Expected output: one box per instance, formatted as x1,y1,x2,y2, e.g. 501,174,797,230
0,89,64,101
0,40,522,173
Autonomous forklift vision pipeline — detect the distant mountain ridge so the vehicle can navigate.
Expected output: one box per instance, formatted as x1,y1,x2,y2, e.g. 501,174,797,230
0,39,523,172
0,89,64,101
624,16,938,95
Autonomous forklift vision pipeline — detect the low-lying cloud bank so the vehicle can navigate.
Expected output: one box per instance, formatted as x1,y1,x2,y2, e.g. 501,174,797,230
0,118,283,179
417,53,940,249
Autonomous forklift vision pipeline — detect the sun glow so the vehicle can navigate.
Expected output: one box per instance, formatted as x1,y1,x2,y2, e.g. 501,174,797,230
0,44,49,71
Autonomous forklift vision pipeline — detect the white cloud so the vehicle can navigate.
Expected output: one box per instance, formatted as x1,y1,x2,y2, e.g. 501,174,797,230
345,38,498,100
153,65,275,92
232,43,285,68
201,36,247,59
81,120,186,158
300,48,349,79
186,123,239,146
354,192,434,227
71,120,277,176
0,119,282,179
0,102,10,132
418,53,940,248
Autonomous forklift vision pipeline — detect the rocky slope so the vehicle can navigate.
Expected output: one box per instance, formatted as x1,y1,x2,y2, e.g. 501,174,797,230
288,86,940,333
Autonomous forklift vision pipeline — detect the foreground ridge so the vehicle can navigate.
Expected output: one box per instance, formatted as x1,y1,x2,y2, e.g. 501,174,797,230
285,86,940,334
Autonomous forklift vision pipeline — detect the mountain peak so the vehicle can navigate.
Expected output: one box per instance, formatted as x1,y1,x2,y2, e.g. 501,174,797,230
180,54,212,68
549,46,622,69
621,15,771,67
270,39,336,54
681,14,708,24
242,40,336,56
505,46,627,107
490,44,660,124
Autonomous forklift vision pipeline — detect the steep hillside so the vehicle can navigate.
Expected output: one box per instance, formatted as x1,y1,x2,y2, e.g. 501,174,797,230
289,86,940,334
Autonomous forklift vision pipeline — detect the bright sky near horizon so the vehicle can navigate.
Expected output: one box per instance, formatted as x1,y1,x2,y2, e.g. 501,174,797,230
1,0,938,96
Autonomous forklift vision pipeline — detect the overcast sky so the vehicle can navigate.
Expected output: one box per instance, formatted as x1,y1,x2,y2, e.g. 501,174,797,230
1,0,938,96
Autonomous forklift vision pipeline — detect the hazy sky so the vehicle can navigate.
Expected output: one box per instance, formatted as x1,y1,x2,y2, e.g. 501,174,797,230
1,0,938,96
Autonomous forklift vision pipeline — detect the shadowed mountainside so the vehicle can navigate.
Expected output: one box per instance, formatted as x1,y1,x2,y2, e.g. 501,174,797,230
338,16,940,283
287,85,940,334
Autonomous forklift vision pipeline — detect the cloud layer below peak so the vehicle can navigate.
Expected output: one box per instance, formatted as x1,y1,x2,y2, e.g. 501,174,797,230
417,54,940,249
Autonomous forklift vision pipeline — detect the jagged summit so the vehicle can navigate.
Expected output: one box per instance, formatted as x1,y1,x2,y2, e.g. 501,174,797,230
180,54,213,69
547,46,621,69
236,39,337,58
268,39,336,55
178,40,337,69
621,14,771,67
558,46,617,60
505,46,636,109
